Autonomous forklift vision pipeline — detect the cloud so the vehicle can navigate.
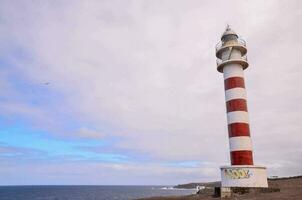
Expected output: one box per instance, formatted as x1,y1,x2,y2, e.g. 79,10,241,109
74,127,105,139
0,0,301,184
0,143,46,161
0,159,218,185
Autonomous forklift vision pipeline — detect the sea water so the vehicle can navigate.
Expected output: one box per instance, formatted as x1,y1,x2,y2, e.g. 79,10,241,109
0,185,196,200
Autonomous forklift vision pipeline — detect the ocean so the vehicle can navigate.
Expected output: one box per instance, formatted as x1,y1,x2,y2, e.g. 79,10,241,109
0,185,196,200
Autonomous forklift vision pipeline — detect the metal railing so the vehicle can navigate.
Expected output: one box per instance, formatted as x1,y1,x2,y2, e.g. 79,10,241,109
215,37,246,52
216,55,248,66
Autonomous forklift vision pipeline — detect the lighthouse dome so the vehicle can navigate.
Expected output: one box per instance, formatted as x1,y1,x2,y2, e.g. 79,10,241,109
221,26,238,41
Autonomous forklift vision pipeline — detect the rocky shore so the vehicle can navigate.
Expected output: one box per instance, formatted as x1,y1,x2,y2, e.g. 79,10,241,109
137,176,302,200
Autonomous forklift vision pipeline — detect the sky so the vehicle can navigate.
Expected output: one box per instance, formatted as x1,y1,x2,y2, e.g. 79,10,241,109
0,0,301,185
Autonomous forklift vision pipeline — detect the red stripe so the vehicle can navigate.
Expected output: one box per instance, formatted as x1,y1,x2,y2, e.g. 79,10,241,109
226,99,248,112
224,77,245,90
228,123,250,137
230,150,253,165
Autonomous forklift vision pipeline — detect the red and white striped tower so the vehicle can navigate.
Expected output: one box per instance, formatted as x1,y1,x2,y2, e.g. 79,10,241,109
216,26,268,188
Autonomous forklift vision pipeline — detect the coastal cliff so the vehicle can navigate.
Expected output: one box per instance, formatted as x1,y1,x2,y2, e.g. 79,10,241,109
138,176,302,200
173,181,220,189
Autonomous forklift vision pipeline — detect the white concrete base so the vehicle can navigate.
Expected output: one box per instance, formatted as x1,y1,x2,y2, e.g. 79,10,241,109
220,165,268,187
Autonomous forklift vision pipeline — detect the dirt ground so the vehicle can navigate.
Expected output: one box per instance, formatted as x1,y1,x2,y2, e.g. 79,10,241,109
138,176,302,200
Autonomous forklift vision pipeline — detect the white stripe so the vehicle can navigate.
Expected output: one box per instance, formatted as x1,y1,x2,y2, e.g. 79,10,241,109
223,64,244,79
229,136,253,151
225,88,247,102
227,111,249,124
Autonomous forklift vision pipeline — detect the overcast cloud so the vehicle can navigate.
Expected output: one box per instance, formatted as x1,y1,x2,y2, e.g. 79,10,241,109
0,0,301,185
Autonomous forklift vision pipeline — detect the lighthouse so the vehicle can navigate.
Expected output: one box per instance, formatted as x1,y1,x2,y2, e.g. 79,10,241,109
215,26,268,189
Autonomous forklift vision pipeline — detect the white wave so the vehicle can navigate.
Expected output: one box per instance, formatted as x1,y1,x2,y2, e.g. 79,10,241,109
160,187,195,190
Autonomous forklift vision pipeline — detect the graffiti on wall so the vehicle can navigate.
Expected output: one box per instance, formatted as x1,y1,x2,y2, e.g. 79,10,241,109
224,168,252,179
